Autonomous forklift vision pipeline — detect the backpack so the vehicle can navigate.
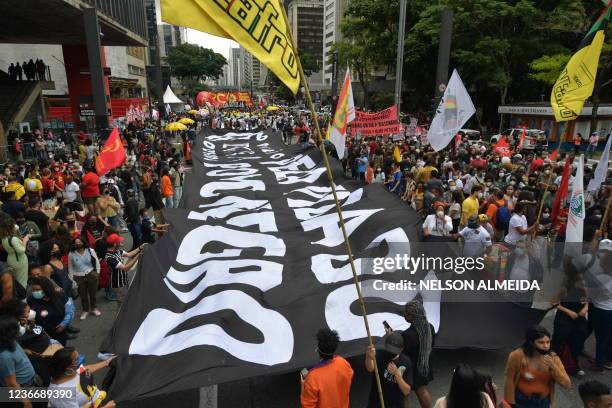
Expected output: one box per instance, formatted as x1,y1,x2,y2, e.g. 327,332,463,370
496,202,511,232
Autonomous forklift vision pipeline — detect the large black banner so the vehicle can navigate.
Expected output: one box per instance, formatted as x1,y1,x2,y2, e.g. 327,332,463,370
103,129,545,402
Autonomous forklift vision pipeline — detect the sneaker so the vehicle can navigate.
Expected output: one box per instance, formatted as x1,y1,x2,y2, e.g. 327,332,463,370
79,312,88,321
92,308,102,316
97,352,116,361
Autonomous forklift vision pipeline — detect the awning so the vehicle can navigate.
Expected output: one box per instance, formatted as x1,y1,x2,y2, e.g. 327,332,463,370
163,86,183,104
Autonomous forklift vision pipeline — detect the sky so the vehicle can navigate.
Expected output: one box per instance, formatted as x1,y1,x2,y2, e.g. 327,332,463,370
154,0,237,58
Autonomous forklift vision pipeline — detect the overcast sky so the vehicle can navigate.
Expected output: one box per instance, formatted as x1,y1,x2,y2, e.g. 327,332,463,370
154,0,237,58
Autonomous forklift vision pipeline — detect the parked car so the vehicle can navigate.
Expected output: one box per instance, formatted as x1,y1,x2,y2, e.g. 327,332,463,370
457,129,484,146
490,128,548,150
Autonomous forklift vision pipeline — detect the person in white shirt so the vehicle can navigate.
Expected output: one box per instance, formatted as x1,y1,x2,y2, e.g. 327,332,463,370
459,215,492,258
423,204,453,239
504,203,537,248
63,174,80,202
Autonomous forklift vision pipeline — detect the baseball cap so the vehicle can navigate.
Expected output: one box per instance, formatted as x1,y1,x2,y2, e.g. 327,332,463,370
598,239,612,252
378,332,404,355
106,233,125,245
478,214,489,222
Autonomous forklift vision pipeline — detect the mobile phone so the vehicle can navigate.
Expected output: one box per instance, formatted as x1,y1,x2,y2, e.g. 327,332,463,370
383,321,391,331
300,368,309,379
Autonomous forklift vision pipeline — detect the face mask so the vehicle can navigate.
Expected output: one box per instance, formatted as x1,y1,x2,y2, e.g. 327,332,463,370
436,211,445,218
544,170,551,175
450,186,456,191
536,347,550,355
19,325,26,336
499,172,505,177
32,290,44,300
515,248,525,256
28,310,36,321
510,181,516,186
486,182,492,187
51,250,62,259
542,213,550,219
478,193,483,199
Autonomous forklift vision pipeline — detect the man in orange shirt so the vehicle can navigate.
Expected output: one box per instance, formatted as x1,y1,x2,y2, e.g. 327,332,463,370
300,329,354,408
160,168,173,209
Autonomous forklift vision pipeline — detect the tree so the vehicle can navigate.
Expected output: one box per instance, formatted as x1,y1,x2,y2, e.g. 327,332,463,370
166,43,227,83
300,51,321,77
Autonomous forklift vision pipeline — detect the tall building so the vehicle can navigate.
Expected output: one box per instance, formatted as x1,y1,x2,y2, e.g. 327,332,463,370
322,0,347,89
158,24,186,58
228,47,242,88
286,0,324,90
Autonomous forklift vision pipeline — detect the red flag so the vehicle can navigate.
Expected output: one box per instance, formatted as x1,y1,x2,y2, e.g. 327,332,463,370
549,147,559,161
455,133,461,149
517,126,527,151
551,157,572,224
493,137,513,157
95,128,126,176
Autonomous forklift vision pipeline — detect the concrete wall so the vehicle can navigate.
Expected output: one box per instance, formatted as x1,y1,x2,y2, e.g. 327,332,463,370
105,46,129,79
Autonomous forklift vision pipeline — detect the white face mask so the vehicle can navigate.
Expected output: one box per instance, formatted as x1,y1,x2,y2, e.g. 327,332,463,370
450,186,456,191
19,325,26,336
28,309,36,321
478,193,483,199
542,213,550,219
436,211,445,218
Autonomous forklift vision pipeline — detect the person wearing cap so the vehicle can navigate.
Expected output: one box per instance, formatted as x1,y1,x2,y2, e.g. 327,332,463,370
479,214,495,238
459,215,492,258
365,331,413,408
104,233,144,302
461,185,482,228
582,239,612,371
300,328,354,408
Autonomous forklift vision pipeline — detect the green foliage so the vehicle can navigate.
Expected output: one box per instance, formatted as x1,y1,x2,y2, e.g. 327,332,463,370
369,91,395,111
300,51,321,77
167,43,227,82
529,54,571,84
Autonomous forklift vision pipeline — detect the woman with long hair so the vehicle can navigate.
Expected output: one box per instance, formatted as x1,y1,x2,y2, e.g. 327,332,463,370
68,236,101,320
0,217,29,294
48,346,116,408
402,300,435,408
503,325,571,408
27,276,75,345
550,262,589,377
42,241,72,296
434,364,494,408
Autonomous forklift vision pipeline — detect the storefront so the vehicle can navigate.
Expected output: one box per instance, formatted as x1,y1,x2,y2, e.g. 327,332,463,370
498,103,612,142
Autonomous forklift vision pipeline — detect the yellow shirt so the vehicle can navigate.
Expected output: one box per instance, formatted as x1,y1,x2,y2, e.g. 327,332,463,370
461,196,479,226
24,177,43,192
4,182,26,200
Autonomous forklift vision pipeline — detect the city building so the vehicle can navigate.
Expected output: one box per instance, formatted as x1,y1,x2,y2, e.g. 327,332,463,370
285,0,324,91
0,0,149,139
322,0,347,90
228,47,242,88
158,24,187,58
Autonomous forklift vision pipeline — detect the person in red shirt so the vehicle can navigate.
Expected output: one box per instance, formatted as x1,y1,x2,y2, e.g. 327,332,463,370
160,168,173,208
300,328,354,408
530,155,544,173
80,164,100,211
52,165,65,193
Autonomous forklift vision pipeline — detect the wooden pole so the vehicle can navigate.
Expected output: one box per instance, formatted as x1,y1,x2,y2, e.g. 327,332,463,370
279,3,385,407
599,188,612,238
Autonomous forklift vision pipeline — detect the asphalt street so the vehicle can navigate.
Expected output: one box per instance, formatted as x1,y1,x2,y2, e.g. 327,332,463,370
70,234,610,408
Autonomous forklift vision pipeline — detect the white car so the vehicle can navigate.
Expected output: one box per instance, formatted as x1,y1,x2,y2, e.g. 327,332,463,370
490,128,548,150
457,129,484,146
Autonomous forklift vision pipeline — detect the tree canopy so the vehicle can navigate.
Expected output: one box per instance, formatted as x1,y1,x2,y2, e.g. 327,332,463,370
332,0,611,126
166,43,227,83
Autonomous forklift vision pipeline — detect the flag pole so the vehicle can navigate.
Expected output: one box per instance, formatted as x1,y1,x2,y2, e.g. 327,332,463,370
278,3,385,407
599,187,612,237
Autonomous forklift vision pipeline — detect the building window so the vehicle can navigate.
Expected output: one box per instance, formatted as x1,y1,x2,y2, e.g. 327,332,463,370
128,64,146,76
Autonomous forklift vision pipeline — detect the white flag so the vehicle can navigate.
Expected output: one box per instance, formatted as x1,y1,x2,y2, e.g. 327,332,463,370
565,155,585,257
428,69,476,152
329,69,355,159
587,134,611,193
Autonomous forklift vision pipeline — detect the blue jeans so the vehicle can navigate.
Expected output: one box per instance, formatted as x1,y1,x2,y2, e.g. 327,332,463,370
128,222,142,249
164,196,173,208
590,305,612,364
515,391,550,408
107,215,120,229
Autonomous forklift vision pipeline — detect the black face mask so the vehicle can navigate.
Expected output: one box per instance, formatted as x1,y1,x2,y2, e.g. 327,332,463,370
51,250,62,259
535,347,550,355
378,350,397,364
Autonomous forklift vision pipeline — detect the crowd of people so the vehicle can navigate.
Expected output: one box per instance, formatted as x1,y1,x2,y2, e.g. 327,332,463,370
0,105,610,407
0,115,191,407
6,59,48,82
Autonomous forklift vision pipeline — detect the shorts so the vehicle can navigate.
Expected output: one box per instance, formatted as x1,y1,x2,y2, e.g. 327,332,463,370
83,196,97,205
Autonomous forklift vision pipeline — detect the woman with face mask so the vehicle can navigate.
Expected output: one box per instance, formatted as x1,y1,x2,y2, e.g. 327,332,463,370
42,242,73,297
503,325,570,408
48,347,116,408
69,237,101,321
0,315,37,405
27,276,75,346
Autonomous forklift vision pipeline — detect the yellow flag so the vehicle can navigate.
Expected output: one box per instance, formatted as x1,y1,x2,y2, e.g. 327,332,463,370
161,0,300,94
393,146,401,163
551,30,606,121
